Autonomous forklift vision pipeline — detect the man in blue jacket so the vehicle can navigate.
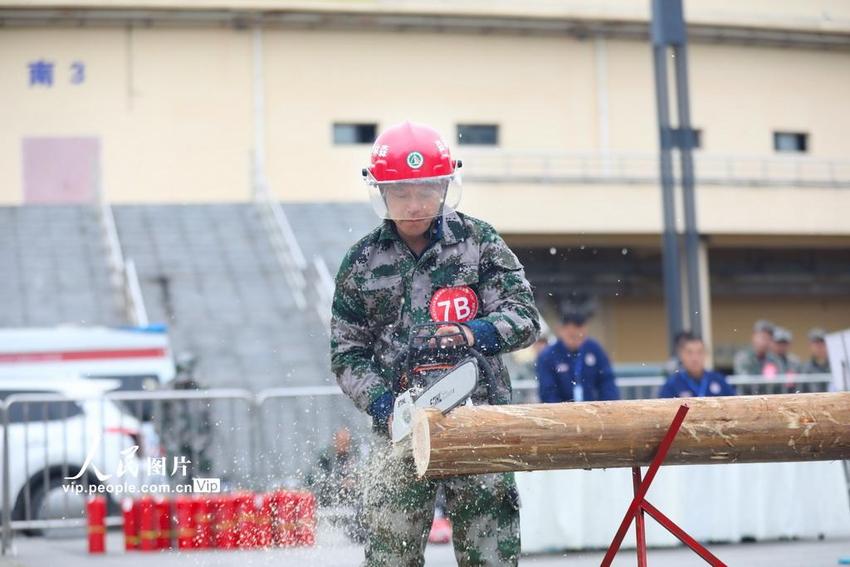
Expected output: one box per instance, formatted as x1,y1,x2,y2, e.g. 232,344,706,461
659,332,735,398
535,312,620,402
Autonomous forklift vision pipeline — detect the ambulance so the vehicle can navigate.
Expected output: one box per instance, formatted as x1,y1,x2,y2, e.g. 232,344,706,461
0,324,176,419
0,326,175,532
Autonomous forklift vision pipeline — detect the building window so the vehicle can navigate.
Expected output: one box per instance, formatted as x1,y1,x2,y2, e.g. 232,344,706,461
333,123,376,145
773,131,808,153
457,124,499,146
692,129,702,150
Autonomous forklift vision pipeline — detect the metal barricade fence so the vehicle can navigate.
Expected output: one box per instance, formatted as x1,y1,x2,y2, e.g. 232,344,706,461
0,373,833,553
255,386,372,491
512,376,668,402
105,389,258,491
1,389,254,553
727,373,831,395
513,373,832,402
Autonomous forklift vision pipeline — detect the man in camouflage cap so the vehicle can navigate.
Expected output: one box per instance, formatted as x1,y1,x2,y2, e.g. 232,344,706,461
772,327,802,374
733,319,781,377
330,122,540,566
803,328,831,374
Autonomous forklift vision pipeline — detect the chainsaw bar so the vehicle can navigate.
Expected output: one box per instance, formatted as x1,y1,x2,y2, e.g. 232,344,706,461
391,358,479,444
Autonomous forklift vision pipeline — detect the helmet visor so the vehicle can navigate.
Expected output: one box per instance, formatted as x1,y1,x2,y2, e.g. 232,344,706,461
366,174,462,221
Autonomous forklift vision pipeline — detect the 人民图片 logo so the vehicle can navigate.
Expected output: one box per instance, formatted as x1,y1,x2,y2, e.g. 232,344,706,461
62,432,220,495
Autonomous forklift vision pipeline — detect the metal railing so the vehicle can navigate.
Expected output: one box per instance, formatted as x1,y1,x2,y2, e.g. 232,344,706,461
512,372,832,402
96,202,149,326
254,187,307,309
0,373,833,552
253,185,336,332
254,184,309,309
255,387,370,485
310,255,336,333
462,151,850,188
123,259,149,326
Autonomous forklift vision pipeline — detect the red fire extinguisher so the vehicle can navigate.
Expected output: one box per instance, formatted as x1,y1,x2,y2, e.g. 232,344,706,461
193,497,212,549
155,497,172,549
175,496,196,550
235,492,258,549
86,496,106,554
213,495,237,549
138,496,157,552
293,491,316,547
276,491,297,547
256,493,274,548
121,498,138,551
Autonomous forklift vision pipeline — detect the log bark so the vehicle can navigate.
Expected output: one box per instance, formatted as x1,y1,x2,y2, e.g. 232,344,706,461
411,393,850,478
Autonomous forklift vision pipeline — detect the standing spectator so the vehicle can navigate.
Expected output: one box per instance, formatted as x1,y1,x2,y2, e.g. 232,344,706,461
772,327,802,374
733,320,781,377
306,427,360,508
305,427,366,542
803,328,831,374
535,312,619,402
659,333,735,398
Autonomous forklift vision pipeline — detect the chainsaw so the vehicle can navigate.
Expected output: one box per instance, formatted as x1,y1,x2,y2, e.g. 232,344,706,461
390,322,496,445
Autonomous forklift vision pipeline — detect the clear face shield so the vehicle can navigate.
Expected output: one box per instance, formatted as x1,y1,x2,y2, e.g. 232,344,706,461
365,173,462,222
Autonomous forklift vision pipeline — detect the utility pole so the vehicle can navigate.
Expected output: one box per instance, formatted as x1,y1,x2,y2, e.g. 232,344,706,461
651,0,703,352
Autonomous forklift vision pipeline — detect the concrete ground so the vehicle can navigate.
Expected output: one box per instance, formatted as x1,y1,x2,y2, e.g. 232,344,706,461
1,526,849,566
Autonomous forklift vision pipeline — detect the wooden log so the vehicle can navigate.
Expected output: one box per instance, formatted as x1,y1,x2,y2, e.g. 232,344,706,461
411,392,850,478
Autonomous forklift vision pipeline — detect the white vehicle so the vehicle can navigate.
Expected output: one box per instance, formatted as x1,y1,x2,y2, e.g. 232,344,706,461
0,325,176,422
1,378,144,535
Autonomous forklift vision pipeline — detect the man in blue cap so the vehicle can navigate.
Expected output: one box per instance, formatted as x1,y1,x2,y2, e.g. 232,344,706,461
535,311,619,403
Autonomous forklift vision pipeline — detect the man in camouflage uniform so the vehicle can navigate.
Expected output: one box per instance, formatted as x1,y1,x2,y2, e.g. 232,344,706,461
733,319,782,376
803,328,831,374
330,122,540,566
771,327,802,374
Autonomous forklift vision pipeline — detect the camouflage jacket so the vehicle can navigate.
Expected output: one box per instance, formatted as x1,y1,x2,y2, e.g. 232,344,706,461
330,210,541,421
776,353,803,375
733,348,782,376
803,358,830,374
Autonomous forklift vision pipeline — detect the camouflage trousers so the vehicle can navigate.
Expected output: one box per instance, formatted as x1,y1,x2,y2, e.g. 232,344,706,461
362,437,520,567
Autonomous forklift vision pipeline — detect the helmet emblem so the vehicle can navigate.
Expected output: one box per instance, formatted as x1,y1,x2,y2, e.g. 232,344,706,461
406,151,424,169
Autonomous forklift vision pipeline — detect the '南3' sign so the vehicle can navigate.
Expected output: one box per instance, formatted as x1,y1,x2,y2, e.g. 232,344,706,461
28,59,86,87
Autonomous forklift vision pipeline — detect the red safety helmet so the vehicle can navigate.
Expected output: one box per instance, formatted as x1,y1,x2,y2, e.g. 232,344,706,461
363,122,462,221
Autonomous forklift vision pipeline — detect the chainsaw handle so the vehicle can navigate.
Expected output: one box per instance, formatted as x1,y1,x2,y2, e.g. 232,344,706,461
467,347,498,405
391,346,497,402
389,322,499,404
390,350,411,394
391,323,467,393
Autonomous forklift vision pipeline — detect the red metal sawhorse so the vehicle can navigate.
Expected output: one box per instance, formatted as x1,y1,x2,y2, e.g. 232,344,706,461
601,404,727,567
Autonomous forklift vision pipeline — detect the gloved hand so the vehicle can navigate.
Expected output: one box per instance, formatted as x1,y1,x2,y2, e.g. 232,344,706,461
432,323,475,348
